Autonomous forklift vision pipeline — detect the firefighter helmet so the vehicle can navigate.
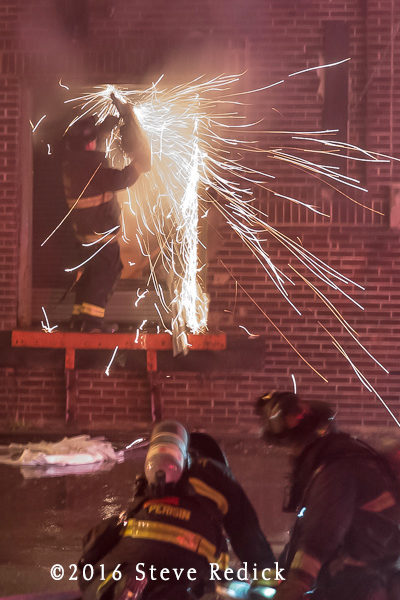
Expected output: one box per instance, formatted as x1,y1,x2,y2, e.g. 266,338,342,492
256,390,334,444
64,115,118,151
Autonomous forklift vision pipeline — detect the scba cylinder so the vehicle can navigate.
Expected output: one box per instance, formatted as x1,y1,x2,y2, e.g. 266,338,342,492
145,421,189,487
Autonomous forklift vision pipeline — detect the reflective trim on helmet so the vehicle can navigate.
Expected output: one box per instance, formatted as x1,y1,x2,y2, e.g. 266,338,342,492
260,390,276,402
188,477,228,515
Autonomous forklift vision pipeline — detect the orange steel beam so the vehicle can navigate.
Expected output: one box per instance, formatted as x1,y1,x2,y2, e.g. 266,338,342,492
11,331,226,352
146,350,158,373
65,347,76,370
11,330,226,424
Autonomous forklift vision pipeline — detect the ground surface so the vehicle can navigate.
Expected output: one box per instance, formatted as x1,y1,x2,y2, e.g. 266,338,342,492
0,435,294,597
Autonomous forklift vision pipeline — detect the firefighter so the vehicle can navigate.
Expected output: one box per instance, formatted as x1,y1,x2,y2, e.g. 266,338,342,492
78,421,276,600
253,391,400,600
62,101,151,332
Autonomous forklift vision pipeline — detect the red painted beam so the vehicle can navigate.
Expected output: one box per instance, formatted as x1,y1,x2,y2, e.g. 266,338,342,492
11,330,227,351
65,347,76,370
146,350,158,372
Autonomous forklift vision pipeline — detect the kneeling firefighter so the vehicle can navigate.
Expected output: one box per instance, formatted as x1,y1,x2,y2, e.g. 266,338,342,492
78,421,276,600
255,391,400,600
62,95,151,332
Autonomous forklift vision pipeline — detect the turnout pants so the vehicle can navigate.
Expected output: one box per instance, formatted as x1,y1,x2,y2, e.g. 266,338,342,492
73,240,122,329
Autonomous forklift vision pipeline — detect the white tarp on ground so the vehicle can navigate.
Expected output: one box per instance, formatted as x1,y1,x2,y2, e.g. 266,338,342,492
0,435,123,466
20,460,117,479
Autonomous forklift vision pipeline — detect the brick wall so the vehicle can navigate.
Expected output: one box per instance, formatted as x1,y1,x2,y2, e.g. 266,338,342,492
0,0,400,433
0,76,21,330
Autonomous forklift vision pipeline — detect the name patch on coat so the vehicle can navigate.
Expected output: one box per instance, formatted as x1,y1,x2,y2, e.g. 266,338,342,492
146,502,191,521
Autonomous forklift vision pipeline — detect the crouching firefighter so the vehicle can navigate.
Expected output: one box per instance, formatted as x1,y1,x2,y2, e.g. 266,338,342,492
77,421,276,600
62,96,151,332
254,391,400,600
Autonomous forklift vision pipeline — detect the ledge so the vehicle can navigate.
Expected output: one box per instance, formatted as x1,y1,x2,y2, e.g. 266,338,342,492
11,331,226,352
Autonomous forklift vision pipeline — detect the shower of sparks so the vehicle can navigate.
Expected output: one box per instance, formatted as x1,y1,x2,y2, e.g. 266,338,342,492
105,346,119,376
63,61,392,401
291,374,297,394
41,307,58,333
31,114,47,133
47,144,52,155
139,319,147,330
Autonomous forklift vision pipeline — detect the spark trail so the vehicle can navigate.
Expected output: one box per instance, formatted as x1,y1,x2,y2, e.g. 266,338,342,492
105,346,119,377
63,64,394,419
41,307,58,333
